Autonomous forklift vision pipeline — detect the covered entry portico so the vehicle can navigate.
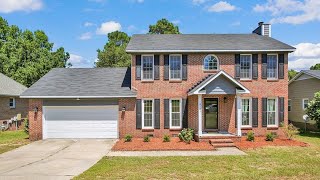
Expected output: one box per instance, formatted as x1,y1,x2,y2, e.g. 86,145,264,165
188,71,250,138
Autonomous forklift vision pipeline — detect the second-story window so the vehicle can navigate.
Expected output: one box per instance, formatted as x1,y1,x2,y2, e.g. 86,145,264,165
169,55,182,80
240,55,252,79
203,55,219,71
142,55,154,80
267,54,278,79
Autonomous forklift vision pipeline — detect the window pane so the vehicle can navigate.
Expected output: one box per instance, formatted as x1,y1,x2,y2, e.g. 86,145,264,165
143,100,153,127
267,99,276,125
171,100,181,127
240,55,251,79
170,55,182,79
142,56,153,80
288,99,291,111
203,55,218,70
303,99,309,109
267,55,277,78
241,99,250,126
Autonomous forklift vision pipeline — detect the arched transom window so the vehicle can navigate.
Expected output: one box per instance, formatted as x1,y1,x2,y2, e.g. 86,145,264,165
203,55,219,70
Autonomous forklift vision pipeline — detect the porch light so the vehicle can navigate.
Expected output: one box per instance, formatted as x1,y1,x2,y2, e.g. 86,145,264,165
224,97,227,103
122,106,126,112
33,107,38,113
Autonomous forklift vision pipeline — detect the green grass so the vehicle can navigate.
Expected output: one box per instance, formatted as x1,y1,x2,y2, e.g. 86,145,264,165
0,130,29,154
75,133,320,180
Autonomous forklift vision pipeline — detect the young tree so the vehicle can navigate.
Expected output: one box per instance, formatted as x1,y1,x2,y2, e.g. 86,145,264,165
148,18,180,34
95,31,131,67
288,69,298,80
310,63,320,70
306,91,320,128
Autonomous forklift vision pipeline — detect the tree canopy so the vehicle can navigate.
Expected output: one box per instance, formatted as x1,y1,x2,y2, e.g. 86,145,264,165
288,69,298,80
148,18,180,34
310,63,320,70
0,17,70,87
306,91,320,129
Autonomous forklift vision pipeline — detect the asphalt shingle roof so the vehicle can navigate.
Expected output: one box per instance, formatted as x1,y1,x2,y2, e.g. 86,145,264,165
20,68,136,98
0,73,27,96
126,34,295,52
302,70,320,79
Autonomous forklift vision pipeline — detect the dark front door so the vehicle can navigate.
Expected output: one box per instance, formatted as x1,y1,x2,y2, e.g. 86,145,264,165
204,98,218,130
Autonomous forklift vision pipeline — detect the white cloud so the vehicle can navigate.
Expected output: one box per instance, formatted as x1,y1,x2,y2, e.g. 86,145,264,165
207,1,236,12
253,0,320,24
79,32,92,40
68,54,92,68
127,25,137,32
289,43,320,70
172,20,181,25
96,21,121,35
0,0,43,13
192,0,207,5
84,22,95,27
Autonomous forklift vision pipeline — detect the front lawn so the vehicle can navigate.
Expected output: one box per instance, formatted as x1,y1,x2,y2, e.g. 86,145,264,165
0,130,29,154
75,133,320,180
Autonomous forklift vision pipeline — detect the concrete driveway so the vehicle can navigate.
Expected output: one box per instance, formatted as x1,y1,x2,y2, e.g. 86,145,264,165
0,139,115,180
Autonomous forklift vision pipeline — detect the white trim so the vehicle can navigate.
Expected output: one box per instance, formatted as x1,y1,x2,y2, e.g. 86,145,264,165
302,98,309,110
239,54,252,80
42,106,46,139
20,95,137,98
269,24,272,37
169,54,183,80
142,99,154,129
9,97,16,109
188,71,250,95
267,97,278,127
288,99,291,112
198,94,203,137
267,54,278,80
203,54,219,71
261,24,265,36
236,95,242,136
241,97,252,128
169,98,182,129
126,49,296,53
141,54,154,81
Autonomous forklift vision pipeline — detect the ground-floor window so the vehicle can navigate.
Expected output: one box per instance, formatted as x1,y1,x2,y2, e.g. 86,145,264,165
267,98,277,126
302,98,309,110
170,99,182,128
9,98,16,108
142,99,153,129
241,98,251,127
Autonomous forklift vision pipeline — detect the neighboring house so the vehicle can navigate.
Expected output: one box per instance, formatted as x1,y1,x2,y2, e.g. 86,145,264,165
0,73,28,121
21,22,295,141
288,70,320,130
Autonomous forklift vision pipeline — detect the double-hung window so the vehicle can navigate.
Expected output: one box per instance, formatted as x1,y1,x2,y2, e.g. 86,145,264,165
142,99,154,129
169,55,182,80
141,55,154,80
267,54,278,79
302,98,309,110
288,99,292,112
241,98,252,127
267,98,278,126
170,99,182,128
240,55,252,79
9,98,16,109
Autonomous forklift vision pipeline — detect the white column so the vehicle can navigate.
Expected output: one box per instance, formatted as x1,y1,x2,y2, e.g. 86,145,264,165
236,95,242,136
198,94,203,137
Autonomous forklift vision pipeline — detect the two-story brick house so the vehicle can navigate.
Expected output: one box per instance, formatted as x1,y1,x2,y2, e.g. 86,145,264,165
22,22,295,141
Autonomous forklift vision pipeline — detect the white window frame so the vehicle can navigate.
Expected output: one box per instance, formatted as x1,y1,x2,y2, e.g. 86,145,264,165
142,99,154,129
169,98,182,129
302,98,309,110
141,54,154,81
169,54,182,80
267,97,278,127
9,97,16,109
241,97,252,127
239,54,252,80
267,54,278,80
288,99,292,112
203,54,219,71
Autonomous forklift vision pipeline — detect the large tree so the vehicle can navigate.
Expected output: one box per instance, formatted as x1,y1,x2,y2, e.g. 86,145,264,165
148,18,180,34
288,69,298,80
0,17,70,87
95,31,131,67
306,91,320,129
310,63,320,70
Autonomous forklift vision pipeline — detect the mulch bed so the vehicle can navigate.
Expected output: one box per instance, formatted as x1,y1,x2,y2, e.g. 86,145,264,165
234,137,309,150
112,137,215,151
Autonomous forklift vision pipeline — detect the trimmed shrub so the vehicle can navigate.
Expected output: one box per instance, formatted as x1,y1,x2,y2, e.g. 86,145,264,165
178,128,194,144
282,123,299,140
265,132,275,141
163,134,170,142
24,118,29,134
246,131,255,141
124,134,133,142
143,135,150,142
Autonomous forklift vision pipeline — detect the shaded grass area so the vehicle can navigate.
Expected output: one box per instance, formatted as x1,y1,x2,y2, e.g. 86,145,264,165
0,130,29,154
75,133,320,180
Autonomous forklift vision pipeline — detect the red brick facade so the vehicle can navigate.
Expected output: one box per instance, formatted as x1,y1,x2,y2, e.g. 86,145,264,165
28,99,43,141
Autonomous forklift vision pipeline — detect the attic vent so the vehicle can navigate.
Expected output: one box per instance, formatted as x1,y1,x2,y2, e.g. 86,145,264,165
252,22,271,37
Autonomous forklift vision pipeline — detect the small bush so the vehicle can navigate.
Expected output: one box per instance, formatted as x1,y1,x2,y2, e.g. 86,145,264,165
265,132,275,141
178,128,194,144
124,134,133,142
143,135,150,142
24,118,29,134
246,131,255,141
163,134,170,142
282,123,299,140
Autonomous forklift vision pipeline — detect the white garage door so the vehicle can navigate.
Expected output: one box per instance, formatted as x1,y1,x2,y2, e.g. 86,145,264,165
43,106,118,139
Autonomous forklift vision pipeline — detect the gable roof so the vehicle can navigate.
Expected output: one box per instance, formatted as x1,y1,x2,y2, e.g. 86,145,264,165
0,73,27,96
289,70,320,85
20,68,136,98
188,71,250,95
126,34,295,53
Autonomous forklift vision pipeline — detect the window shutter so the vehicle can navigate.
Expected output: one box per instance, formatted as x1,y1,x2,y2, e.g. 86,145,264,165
278,54,284,79
278,97,284,126
136,99,142,129
164,55,169,80
135,55,141,80
182,99,188,128
252,98,258,127
154,55,160,80
235,54,240,79
262,98,267,127
252,54,258,79
164,99,170,129
182,55,188,80
262,54,267,79
154,99,160,129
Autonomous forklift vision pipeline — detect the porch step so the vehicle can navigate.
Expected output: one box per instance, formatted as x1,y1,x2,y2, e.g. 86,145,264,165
208,139,236,148
210,143,236,148
209,139,234,143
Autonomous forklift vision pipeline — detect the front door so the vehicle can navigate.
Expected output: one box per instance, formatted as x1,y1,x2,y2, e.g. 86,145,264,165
204,98,218,130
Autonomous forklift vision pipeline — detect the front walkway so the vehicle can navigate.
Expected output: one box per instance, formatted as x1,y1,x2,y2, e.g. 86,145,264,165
0,139,115,180
107,147,246,157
